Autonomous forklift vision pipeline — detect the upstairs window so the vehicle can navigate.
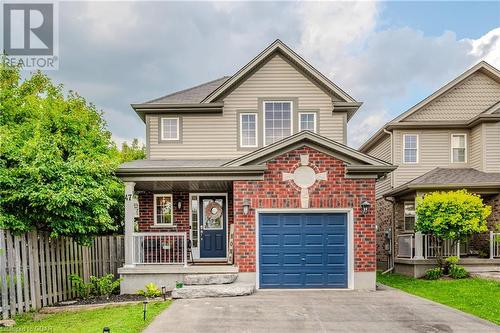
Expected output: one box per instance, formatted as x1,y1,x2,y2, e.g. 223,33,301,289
161,117,179,141
264,101,292,145
403,134,418,164
240,113,257,147
404,201,416,231
451,134,467,163
299,112,316,133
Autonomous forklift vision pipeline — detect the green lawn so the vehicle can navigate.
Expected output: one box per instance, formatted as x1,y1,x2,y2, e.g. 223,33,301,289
377,272,500,325
2,300,171,333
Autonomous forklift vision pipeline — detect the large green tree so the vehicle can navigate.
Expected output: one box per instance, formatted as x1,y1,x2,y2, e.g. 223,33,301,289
0,65,124,244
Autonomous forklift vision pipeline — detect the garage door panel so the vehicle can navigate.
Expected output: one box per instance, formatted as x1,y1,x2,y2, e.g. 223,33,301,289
259,213,348,289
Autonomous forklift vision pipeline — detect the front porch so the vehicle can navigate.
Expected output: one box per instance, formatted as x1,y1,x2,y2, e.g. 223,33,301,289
394,231,500,277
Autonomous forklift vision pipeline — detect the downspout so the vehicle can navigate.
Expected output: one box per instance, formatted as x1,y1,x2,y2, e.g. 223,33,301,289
382,128,395,275
383,128,394,188
382,196,396,275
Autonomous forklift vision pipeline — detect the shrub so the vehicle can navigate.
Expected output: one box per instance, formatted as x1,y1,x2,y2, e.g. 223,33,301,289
415,190,490,267
449,265,469,279
137,283,162,298
445,256,459,265
424,267,443,280
68,274,92,299
90,274,122,298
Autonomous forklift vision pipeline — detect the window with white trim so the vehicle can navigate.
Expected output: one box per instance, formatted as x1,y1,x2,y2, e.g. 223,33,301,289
404,201,416,231
451,134,467,163
299,112,316,132
240,113,257,147
190,195,199,247
161,117,179,141
403,134,418,164
264,101,292,145
154,194,173,225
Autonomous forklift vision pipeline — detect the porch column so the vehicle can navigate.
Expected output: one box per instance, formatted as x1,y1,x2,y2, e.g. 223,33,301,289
414,232,424,259
124,182,136,267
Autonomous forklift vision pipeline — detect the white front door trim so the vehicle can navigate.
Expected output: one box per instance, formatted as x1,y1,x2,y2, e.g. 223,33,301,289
255,208,354,290
189,192,229,260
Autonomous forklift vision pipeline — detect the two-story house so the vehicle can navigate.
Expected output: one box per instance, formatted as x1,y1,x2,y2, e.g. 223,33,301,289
360,61,500,277
116,40,395,295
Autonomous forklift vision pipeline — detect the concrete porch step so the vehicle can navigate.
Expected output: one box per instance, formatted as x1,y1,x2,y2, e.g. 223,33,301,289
183,273,238,285
172,282,255,299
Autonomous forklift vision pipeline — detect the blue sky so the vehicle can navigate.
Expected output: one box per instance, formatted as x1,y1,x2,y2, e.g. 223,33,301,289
43,1,500,148
381,1,500,39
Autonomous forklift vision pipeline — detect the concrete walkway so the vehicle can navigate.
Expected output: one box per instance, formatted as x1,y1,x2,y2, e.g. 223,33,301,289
144,286,499,333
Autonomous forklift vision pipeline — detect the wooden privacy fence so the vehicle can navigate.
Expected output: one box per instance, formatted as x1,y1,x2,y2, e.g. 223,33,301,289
0,229,125,319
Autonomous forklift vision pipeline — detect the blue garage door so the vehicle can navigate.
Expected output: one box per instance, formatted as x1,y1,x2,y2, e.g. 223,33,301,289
259,213,348,289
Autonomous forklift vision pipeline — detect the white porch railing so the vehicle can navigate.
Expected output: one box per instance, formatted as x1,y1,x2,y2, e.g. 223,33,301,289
397,234,414,258
491,232,500,259
397,233,467,259
133,232,187,266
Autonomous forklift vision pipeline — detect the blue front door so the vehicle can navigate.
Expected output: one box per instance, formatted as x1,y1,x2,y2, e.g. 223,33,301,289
259,213,348,288
199,196,226,258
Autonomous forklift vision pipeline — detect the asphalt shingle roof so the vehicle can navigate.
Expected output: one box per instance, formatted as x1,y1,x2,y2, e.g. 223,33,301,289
386,167,500,197
145,77,230,104
120,159,231,169
410,167,500,185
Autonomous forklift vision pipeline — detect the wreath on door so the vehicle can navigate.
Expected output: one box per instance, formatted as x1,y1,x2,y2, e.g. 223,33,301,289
204,201,223,221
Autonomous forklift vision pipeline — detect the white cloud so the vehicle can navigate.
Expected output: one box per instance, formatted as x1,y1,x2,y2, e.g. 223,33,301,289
469,27,500,66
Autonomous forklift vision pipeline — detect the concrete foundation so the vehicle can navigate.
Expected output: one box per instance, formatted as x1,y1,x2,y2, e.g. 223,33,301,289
118,265,239,294
394,258,500,278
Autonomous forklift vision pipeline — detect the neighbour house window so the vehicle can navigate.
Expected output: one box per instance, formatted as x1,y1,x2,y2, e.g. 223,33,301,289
190,195,199,247
264,101,292,145
161,117,179,141
451,134,467,163
154,194,173,225
299,112,316,132
404,201,416,231
403,134,418,164
240,113,258,147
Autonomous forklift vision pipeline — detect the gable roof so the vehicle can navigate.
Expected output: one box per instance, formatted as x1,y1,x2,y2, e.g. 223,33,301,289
144,76,230,104
224,131,395,178
360,61,500,152
385,167,500,197
202,39,358,107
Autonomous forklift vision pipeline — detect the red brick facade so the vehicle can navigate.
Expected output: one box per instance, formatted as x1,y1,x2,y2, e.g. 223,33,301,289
135,147,377,272
232,146,376,273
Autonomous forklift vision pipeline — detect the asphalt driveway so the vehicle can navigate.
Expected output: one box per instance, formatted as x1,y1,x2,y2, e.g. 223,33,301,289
144,286,499,333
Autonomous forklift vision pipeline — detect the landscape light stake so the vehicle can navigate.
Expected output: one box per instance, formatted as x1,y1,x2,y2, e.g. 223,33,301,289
162,286,167,300
143,301,148,321
103,327,110,333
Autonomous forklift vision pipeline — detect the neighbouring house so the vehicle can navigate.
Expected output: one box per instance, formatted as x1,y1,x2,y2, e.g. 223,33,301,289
360,61,500,277
116,40,395,294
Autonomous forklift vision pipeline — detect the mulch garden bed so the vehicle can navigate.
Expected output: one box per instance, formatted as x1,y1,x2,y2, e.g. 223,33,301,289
39,292,172,314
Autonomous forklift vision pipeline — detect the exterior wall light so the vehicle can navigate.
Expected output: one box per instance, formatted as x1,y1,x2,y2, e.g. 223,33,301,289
242,199,251,215
360,199,371,215
177,200,182,210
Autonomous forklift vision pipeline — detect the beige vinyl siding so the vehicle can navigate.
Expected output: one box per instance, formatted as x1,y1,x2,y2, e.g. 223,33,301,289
148,54,345,159
483,122,500,172
469,124,483,170
223,54,344,142
404,72,500,121
366,134,392,197
393,129,471,187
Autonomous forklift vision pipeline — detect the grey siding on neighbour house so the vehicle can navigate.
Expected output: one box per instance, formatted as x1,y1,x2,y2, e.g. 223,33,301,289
403,72,500,121
469,124,483,171
148,54,346,159
366,134,392,197
393,129,471,188
483,122,500,173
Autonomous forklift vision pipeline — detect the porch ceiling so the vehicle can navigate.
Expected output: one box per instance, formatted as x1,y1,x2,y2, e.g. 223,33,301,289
134,180,233,192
